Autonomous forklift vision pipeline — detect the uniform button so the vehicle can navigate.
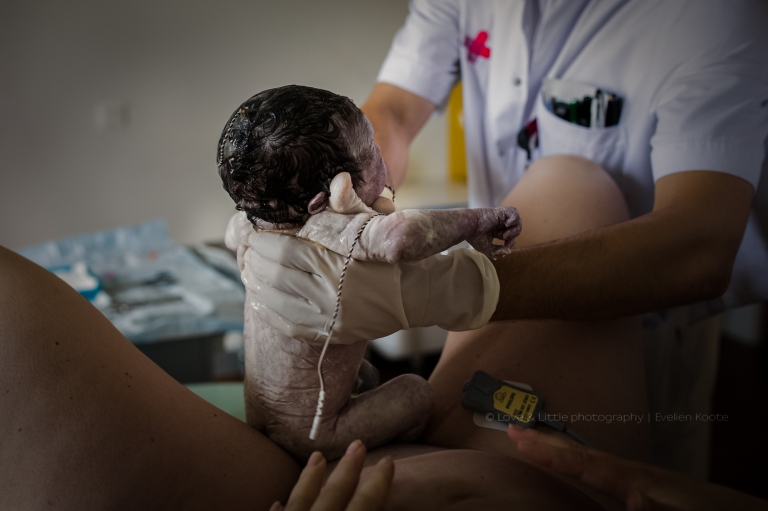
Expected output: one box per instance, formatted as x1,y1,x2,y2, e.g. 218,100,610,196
513,77,522,86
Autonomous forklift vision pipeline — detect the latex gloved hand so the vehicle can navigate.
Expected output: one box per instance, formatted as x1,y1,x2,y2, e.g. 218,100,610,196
239,229,498,344
225,209,253,272
228,174,504,345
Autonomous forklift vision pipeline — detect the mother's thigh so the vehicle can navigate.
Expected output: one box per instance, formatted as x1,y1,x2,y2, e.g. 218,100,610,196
0,246,299,510
423,156,651,462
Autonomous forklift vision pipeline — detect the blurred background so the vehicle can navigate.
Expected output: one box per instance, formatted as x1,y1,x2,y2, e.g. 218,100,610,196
0,0,455,249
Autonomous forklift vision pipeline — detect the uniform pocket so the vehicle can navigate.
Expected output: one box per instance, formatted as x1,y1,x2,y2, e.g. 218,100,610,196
535,92,626,173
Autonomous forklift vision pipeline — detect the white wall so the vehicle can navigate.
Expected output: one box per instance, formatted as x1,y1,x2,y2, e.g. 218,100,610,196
0,0,447,248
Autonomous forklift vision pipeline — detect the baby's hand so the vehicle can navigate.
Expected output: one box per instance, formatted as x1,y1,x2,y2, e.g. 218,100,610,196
468,206,522,259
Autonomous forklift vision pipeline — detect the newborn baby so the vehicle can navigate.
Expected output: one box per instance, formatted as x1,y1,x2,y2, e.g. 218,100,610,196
218,85,520,461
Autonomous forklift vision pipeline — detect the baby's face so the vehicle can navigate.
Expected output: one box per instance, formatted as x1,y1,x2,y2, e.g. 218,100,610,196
353,120,387,206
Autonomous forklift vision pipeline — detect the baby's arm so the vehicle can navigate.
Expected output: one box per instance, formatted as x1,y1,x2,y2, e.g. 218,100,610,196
299,206,521,263
362,207,520,262
298,171,520,262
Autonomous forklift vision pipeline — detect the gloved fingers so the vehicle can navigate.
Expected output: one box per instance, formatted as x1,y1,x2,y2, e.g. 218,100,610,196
225,211,253,251
225,211,253,270
254,304,327,344
299,211,380,258
241,229,392,344
246,230,332,275
241,261,315,308
245,283,330,344
235,244,248,272
243,233,344,314
241,258,336,343
405,248,499,331
248,267,376,345
242,253,334,313
224,213,239,251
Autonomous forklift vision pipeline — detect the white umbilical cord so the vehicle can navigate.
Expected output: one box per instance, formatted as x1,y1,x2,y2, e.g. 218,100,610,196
309,213,384,440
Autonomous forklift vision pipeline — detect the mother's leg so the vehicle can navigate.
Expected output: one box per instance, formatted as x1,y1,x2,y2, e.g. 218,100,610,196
0,246,299,510
423,156,651,461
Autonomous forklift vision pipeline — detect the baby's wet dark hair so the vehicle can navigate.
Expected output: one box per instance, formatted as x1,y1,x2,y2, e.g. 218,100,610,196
217,85,373,225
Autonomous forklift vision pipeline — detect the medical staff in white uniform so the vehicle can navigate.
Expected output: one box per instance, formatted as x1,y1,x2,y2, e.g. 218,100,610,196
374,0,768,308
238,0,768,478
361,0,768,478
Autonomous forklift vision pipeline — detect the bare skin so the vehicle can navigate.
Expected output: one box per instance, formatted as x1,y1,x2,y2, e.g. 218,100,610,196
3,157,735,510
233,168,520,461
3,242,605,511
242,316,432,462
282,432,768,511
0,245,300,510
507,426,768,511
3,274,759,511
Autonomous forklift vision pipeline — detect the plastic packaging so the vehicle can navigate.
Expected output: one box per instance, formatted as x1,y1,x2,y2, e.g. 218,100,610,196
18,220,245,343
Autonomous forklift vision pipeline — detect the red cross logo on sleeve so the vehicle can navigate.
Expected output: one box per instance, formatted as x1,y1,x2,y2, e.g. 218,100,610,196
464,30,491,62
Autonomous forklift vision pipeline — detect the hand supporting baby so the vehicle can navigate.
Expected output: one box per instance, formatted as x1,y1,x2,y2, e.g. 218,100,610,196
298,173,521,263
229,175,522,462
227,173,521,346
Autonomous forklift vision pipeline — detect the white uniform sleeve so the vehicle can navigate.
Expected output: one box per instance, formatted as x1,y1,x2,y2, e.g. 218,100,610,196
650,4,768,188
376,0,461,110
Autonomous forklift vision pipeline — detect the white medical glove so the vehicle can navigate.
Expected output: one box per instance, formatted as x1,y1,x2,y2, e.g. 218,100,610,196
225,210,252,271
240,231,499,345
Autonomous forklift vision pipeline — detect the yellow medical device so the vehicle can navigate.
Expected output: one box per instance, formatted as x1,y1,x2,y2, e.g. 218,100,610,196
462,370,596,447
447,83,467,183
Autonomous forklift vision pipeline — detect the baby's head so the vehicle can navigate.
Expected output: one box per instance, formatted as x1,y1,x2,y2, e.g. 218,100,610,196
217,85,386,226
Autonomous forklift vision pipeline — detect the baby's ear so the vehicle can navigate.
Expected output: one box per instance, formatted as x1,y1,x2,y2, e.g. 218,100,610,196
307,191,329,215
